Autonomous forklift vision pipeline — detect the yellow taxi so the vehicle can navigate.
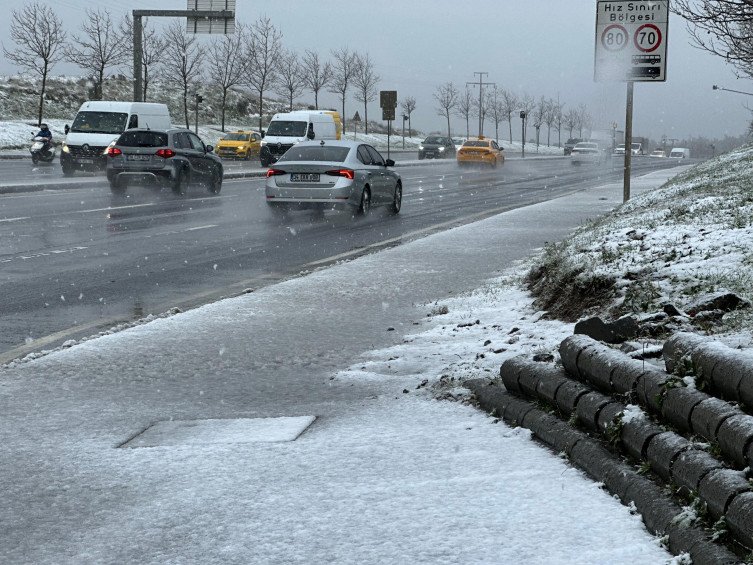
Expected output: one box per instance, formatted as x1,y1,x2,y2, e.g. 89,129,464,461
456,136,504,168
215,130,262,160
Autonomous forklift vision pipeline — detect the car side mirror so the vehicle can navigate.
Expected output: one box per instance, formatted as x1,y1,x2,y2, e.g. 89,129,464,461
206,145,214,153
64,124,70,135
385,159,395,167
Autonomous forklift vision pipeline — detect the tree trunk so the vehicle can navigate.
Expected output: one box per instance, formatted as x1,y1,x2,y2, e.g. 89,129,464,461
364,101,368,135
341,95,346,137
446,115,450,138
508,115,513,144
37,62,49,127
183,89,189,129
258,91,264,133
221,88,228,132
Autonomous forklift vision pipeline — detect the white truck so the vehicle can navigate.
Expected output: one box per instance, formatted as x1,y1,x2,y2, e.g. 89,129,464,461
669,148,690,159
259,110,341,166
61,101,172,176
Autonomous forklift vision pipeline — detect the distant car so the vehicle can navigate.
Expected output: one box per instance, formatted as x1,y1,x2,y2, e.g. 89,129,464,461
265,140,402,216
570,141,603,165
614,143,626,155
456,137,504,168
650,149,665,158
105,128,223,195
564,138,583,155
418,135,456,159
215,130,262,160
452,137,466,151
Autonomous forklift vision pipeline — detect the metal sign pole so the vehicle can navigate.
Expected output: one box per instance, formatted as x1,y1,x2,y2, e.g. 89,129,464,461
623,81,634,203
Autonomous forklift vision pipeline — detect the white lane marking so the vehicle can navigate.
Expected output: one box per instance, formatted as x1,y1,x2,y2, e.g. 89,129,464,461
2,246,88,263
0,216,30,223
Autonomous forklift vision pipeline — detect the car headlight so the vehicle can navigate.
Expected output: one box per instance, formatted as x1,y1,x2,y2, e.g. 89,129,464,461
438,147,445,152
260,140,267,147
62,143,70,153
418,145,424,150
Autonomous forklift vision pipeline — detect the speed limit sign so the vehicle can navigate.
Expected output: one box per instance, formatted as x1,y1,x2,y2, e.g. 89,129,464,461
594,0,669,82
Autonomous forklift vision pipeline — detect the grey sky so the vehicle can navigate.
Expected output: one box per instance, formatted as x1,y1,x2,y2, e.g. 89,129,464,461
1,0,748,141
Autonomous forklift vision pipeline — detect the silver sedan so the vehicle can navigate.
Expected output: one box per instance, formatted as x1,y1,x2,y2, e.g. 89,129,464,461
264,140,402,215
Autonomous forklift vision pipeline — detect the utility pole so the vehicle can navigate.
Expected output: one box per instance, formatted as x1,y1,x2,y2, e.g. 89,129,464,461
466,72,495,137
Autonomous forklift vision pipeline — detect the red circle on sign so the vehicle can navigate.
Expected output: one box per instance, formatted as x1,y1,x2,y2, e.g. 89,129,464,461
634,24,662,53
601,25,629,52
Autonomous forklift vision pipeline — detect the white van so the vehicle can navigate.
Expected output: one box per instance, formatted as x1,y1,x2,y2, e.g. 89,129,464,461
61,101,171,175
259,110,341,166
669,148,690,159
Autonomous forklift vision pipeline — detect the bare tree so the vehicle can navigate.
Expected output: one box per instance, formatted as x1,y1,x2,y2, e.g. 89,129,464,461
456,88,474,138
329,47,357,135
673,1,753,76
207,24,247,131
531,96,548,149
2,3,67,126
471,91,489,137
119,15,166,102
400,96,417,137
486,87,505,144
245,16,283,132
564,108,579,138
352,53,380,135
433,82,458,138
519,94,536,143
300,50,332,110
576,103,592,137
553,100,565,147
64,8,129,100
543,98,557,146
500,89,519,143
161,20,205,129
275,49,305,112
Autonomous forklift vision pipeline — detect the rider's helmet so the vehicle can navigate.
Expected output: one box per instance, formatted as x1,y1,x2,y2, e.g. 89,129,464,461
40,123,49,131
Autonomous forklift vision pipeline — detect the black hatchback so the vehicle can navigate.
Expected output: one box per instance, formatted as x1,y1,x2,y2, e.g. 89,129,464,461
106,128,223,195
418,136,456,159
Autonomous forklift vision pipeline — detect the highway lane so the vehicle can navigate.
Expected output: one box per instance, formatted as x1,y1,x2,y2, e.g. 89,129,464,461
0,156,679,361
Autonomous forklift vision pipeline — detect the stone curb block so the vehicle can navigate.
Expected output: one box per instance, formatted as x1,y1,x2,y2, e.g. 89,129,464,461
465,380,741,565
698,469,752,522
646,432,692,482
499,358,523,394
717,414,753,468
662,386,707,434
635,369,668,414
621,418,664,461
575,391,615,431
554,380,590,417
691,397,740,444
672,449,725,498
727,491,753,549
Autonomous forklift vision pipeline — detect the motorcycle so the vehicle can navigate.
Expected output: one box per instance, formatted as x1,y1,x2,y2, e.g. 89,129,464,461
30,134,56,164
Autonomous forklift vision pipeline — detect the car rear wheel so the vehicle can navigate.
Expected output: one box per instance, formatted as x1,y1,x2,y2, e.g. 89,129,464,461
390,183,402,215
358,187,371,216
109,176,126,194
172,168,188,195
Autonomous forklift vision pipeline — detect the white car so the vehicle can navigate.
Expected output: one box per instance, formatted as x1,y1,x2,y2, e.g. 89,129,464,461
570,142,603,165
452,137,466,152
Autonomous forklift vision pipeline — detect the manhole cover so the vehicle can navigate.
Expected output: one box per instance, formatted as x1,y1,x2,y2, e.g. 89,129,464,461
121,415,316,448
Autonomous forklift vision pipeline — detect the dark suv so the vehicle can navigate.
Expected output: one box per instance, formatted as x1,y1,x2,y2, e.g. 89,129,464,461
563,138,583,156
418,136,456,159
105,128,223,195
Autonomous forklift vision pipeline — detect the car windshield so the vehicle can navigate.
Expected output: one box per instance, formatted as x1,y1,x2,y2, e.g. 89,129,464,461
266,120,307,137
277,145,350,162
463,141,490,148
423,137,444,144
117,131,168,147
70,111,128,135
224,133,251,141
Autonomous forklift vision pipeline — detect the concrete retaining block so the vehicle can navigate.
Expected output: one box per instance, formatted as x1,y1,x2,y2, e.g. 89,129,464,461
622,476,678,535
499,357,524,394
739,373,753,410
534,368,568,406
620,418,664,461
575,391,614,431
663,332,707,374
646,432,692,482
671,449,724,498
554,380,590,417
503,394,536,426
665,521,741,565
661,386,708,434
610,357,646,395
726,491,753,550
698,468,752,521
569,438,622,483
635,369,668,414
467,380,508,417
518,363,541,398
691,397,740,443
574,342,619,393
558,334,593,377
710,363,747,403
596,401,624,433
716,413,753,468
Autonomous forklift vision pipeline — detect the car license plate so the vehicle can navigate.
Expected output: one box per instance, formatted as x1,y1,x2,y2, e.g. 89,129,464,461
79,158,94,164
290,173,319,182
468,151,479,155
127,154,150,161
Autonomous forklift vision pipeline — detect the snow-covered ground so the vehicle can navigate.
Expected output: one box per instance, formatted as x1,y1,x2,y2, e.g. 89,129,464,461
1,167,693,564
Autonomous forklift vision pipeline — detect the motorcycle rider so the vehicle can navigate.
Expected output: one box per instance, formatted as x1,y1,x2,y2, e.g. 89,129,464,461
35,123,53,155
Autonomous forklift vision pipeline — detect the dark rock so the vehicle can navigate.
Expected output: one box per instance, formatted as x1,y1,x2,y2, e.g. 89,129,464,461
574,315,639,344
532,353,554,362
663,303,686,317
687,291,751,316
